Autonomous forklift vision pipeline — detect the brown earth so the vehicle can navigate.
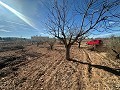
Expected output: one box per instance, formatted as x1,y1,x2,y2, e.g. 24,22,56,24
0,44,120,90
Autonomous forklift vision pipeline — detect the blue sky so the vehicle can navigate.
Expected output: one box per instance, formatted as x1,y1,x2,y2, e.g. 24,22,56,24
0,0,120,38
0,0,49,38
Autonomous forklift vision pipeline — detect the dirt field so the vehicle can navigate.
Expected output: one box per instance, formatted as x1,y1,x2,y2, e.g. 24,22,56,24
0,44,120,90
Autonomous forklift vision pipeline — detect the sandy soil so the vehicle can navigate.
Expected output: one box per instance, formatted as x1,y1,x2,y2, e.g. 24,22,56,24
0,45,120,90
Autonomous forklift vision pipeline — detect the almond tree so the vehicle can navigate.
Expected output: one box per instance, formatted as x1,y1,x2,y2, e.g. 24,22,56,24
77,35,88,49
47,38,56,50
46,0,120,60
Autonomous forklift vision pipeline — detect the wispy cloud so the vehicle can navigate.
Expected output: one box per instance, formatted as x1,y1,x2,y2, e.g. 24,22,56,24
0,20,36,30
0,29,11,32
109,21,115,24
2,20,28,27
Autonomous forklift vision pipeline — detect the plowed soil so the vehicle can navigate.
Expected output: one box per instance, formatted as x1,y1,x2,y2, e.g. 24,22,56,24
0,45,120,90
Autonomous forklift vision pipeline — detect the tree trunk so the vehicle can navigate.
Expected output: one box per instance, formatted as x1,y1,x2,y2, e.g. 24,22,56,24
37,42,39,47
78,42,81,49
50,45,53,50
65,46,71,60
93,45,96,51
78,39,82,49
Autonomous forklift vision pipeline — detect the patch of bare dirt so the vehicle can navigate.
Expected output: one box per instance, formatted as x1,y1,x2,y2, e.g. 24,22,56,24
0,45,119,90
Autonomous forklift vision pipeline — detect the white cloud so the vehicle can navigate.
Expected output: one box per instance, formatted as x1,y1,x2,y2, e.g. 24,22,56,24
0,29,11,32
3,20,27,27
109,21,115,24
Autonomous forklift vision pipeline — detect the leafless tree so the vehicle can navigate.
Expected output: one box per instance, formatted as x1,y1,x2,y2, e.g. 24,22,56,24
46,0,120,60
77,35,88,49
47,38,56,50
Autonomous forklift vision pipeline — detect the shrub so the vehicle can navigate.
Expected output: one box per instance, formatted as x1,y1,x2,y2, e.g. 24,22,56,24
14,45,24,50
0,47,11,52
106,36,120,59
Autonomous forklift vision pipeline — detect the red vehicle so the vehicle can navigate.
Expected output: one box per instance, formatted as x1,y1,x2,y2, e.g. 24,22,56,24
86,39,103,50
86,40,103,45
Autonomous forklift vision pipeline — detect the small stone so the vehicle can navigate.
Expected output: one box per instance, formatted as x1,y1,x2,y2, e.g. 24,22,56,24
2,78,5,80
40,87,43,90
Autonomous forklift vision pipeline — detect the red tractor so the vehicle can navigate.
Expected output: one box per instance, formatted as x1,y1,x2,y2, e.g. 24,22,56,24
86,39,103,50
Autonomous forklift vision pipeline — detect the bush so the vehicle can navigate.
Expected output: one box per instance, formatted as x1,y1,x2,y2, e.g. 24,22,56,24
14,45,24,50
1,47,11,50
0,47,11,52
0,45,24,52
106,36,120,59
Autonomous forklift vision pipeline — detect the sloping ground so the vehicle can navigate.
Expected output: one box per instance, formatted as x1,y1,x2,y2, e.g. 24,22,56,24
0,45,120,90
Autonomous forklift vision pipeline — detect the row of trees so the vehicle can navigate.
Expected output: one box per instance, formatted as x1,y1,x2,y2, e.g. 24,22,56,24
31,36,56,50
45,0,120,60
0,37,27,41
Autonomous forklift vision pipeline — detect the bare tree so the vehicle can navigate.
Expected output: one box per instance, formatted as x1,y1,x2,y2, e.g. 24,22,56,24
47,38,56,50
77,35,88,49
46,0,120,60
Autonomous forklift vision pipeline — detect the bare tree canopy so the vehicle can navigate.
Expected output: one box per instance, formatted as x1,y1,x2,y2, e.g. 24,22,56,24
46,0,120,60
74,0,120,34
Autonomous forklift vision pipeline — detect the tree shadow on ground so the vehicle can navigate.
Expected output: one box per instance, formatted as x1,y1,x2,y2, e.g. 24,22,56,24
68,59,120,76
